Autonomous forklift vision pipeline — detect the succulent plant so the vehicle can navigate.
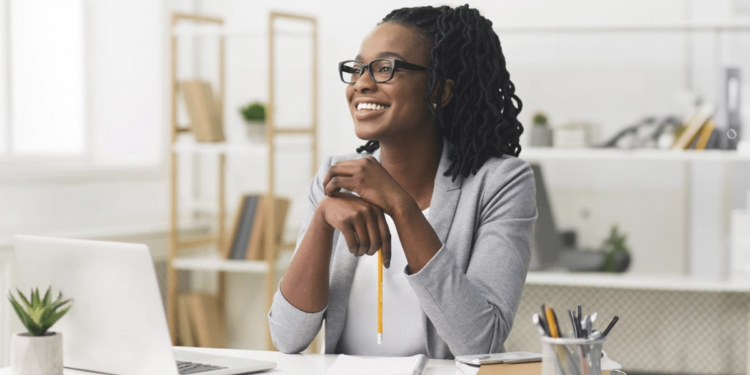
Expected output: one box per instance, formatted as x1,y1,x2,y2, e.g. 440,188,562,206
8,287,73,336
240,102,267,123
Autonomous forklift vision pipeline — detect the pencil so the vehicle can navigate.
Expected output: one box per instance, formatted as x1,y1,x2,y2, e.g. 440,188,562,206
378,249,383,344
544,303,560,338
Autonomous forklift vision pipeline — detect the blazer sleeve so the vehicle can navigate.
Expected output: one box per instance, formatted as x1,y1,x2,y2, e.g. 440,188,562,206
267,156,336,353
405,158,537,356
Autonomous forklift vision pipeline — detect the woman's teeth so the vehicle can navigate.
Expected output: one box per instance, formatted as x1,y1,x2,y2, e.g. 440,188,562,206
356,103,390,111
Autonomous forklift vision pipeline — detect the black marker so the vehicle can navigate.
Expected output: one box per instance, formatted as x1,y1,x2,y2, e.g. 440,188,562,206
602,316,619,336
568,310,579,338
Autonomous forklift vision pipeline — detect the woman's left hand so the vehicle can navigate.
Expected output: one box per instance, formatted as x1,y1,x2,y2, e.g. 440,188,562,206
323,156,411,216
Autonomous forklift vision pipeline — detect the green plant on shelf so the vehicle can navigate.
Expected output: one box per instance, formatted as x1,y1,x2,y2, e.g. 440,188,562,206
600,225,631,273
8,287,73,336
532,112,548,126
240,102,267,124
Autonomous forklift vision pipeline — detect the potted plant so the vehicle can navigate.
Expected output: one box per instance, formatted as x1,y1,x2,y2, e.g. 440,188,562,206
530,111,553,147
600,225,631,273
239,101,267,142
8,287,73,375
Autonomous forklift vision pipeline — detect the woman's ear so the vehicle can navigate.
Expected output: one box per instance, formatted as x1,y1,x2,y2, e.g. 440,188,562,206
440,79,455,107
430,79,455,109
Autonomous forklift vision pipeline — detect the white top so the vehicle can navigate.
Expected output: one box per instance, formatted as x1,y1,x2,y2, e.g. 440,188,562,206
337,208,430,356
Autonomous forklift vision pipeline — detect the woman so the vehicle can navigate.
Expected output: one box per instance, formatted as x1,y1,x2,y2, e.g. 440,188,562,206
268,5,536,359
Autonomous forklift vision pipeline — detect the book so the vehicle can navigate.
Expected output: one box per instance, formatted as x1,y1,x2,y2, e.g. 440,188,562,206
247,196,291,261
177,295,195,347
228,195,260,260
671,103,715,150
694,120,716,150
185,293,227,348
180,80,225,142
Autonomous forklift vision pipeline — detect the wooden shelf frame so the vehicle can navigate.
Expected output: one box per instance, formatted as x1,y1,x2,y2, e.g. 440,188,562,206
166,11,318,350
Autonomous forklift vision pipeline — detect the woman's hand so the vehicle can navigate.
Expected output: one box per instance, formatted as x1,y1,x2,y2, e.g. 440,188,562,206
318,192,392,267
323,157,411,217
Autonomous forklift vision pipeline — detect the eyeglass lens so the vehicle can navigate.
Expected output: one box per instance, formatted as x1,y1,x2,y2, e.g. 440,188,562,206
341,60,393,83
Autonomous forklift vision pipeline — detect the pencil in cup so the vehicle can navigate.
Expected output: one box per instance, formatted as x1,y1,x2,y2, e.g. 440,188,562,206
378,249,383,344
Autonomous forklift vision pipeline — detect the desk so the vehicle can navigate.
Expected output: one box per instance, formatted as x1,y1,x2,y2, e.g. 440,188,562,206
0,347,461,375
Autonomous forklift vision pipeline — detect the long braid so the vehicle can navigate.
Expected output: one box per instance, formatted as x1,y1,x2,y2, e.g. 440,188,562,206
356,5,524,180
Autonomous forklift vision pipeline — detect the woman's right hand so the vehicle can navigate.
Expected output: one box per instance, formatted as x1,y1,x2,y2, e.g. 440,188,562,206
317,192,392,268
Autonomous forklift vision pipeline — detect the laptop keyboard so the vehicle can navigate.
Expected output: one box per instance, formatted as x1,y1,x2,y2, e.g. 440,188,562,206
177,360,229,374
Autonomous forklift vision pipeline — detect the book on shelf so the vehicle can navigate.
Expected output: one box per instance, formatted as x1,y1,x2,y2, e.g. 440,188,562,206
179,80,225,143
185,293,227,348
694,120,716,150
246,196,291,261
226,194,291,261
177,294,195,347
671,103,715,150
227,195,260,260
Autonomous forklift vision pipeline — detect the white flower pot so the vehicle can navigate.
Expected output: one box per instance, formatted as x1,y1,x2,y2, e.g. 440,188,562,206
11,332,63,375
245,122,266,142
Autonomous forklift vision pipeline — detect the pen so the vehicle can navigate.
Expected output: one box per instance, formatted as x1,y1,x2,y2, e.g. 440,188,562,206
568,310,579,338
532,313,547,337
378,249,383,344
602,316,619,337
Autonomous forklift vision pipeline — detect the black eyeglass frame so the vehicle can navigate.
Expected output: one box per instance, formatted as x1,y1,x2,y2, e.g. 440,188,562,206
338,58,428,84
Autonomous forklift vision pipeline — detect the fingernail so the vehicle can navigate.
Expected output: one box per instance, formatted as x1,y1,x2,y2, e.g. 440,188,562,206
384,259,390,268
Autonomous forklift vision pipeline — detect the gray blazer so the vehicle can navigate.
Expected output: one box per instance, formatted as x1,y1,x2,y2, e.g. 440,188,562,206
268,142,537,359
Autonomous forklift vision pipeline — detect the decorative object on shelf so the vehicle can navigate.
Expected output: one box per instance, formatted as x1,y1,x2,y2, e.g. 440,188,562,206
553,121,598,148
598,116,682,150
180,80,225,142
8,287,73,375
600,225,631,273
239,101,267,142
530,112,553,147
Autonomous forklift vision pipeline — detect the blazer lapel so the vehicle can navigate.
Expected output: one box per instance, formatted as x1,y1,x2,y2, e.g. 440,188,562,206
427,141,462,244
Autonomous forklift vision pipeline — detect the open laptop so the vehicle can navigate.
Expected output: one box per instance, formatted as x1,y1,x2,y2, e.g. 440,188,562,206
13,235,276,375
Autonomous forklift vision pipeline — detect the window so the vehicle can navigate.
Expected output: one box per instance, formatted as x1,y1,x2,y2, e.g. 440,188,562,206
3,0,86,157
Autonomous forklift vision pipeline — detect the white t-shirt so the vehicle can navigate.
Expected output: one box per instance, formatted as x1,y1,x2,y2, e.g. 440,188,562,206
337,208,430,356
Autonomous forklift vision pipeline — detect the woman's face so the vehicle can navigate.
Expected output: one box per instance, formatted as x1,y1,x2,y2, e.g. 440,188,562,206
346,22,433,143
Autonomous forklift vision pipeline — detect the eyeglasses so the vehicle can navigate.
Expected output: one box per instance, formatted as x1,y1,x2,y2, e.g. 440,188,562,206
338,58,428,84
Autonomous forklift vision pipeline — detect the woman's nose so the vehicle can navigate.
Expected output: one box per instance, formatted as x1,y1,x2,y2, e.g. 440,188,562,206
353,69,377,92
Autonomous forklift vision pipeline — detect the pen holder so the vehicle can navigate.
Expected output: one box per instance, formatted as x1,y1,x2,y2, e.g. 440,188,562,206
540,336,626,375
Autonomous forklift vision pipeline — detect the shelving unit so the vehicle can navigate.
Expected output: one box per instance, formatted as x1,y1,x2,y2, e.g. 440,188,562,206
166,12,318,349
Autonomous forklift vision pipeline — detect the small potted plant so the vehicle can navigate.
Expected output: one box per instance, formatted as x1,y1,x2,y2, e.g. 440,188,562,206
530,111,553,147
239,101,267,142
600,225,631,273
8,287,73,375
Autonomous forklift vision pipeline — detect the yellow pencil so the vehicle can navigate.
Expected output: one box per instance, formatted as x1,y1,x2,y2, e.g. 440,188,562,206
378,249,383,344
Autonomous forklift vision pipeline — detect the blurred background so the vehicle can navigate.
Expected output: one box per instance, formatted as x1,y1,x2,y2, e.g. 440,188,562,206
1,0,750,374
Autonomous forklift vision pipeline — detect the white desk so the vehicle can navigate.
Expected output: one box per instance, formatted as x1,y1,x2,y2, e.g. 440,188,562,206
0,347,461,375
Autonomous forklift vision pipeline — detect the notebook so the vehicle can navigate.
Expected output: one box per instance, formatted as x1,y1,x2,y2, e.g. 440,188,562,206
326,354,428,375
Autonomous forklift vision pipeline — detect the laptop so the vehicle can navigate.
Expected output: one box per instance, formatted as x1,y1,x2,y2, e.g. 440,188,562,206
13,235,277,375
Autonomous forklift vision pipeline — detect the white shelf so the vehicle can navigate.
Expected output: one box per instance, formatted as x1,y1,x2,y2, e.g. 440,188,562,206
495,21,750,34
526,272,750,292
172,138,311,156
172,255,288,273
520,148,750,162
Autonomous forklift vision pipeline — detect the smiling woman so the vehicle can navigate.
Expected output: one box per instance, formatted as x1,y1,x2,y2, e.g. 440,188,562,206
269,5,537,359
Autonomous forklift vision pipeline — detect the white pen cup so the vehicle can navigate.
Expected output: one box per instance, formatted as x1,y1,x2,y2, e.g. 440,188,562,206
540,335,626,375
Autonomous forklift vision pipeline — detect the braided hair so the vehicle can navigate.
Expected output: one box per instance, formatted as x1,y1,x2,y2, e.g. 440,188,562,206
355,5,524,180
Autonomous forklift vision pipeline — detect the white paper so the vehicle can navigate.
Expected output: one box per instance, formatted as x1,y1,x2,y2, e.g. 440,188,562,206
327,354,427,375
